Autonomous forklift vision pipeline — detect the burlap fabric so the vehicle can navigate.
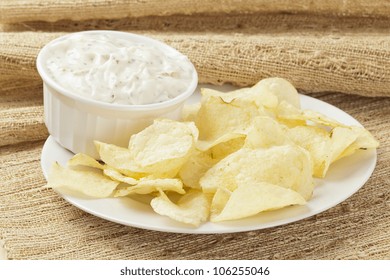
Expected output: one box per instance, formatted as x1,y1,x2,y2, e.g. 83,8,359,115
2,13,390,99
1,2,390,259
2,0,390,23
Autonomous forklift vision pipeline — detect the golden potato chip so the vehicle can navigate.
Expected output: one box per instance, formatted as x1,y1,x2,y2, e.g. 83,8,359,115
287,126,361,178
286,126,330,177
178,149,217,189
201,86,278,109
335,126,379,160
252,77,300,108
276,101,346,128
327,126,360,165
209,187,231,219
200,87,249,103
67,153,105,169
103,168,138,185
46,162,119,198
300,110,346,127
94,141,145,177
274,101,307,127
196,132,245,152
200,145,314,200
128,119,198,174
195,95,262,144
150,190,210,227
114,178,184,196
244,116,292,149
181,103,201,122
209,136,245,160
95,119,198,177
211,182,306,222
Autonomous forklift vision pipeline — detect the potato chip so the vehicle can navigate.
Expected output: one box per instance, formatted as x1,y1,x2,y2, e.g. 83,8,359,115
114,178,184,196
211,182,306,222
209,187,231,219
195,95,262,145
67,153,105,169
276,101,346,128
46,162,119,198
128,119,198,174
252,77,301,108
244,116,292,149
178,149,217,189
196,132,245,152
335,126,379,160
327,126,360,165
181,103,201,122
273,101,306,126
200,145,314,200
300,110,346,127
201,86,278,109
94,141,145,177
286,125,361,178
103,168,138,185
209,136,245,160
200,87,249,103
286,126,330,177
150,190,210,227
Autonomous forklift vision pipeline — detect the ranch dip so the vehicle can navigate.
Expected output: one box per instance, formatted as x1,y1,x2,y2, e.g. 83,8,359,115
45,33,195,105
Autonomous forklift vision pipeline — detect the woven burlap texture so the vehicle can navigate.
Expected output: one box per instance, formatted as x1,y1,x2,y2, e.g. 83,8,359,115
2,30,390,97
1,0,390,23
3,12,390,99
2,21,390,147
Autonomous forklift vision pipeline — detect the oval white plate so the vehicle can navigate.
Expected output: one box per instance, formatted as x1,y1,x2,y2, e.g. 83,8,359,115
41,85,377,234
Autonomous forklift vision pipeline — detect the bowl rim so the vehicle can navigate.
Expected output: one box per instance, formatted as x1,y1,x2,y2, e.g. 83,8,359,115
36,30,198,111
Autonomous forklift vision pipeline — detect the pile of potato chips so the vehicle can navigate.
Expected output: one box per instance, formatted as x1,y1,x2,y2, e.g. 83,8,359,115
46,78,379,227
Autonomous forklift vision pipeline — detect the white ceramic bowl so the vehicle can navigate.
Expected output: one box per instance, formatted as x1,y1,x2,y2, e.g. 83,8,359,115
37,30,198,158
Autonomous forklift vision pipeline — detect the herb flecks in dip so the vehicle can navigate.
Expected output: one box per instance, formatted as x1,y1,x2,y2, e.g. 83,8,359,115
45,33,194,105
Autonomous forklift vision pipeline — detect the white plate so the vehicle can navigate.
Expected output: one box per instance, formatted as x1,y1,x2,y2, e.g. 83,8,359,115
41,86,377,234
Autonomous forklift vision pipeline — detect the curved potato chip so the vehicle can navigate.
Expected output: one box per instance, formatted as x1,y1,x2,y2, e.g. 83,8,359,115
276,101,346,128
195,95,263,144
327,126,360,166
201,86,278,109
211,182,306,222
178,149,217,189
209,137,245,160
252,77,300,108
94,141,145,177
128,119,198,173
151,190,210,227
181,103,201,122
196,85,281,151
103,168,138,185
200,145,314,200
300,110,346,127
209,188,231,219
114,178,184,196
46,162,119,198
244,116,292,149
274,101,306,127
286,125,364,178
286,126,330,178
335,126,379,160
196,132,245,152
67,153,105,169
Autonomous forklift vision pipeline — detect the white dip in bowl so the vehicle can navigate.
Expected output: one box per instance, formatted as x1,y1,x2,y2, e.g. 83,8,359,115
37,30,198,158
